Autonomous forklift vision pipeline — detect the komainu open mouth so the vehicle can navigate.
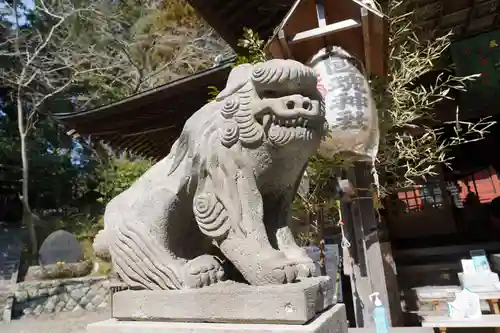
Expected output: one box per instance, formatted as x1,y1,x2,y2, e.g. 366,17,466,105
256,114,319,131
268,123,314,144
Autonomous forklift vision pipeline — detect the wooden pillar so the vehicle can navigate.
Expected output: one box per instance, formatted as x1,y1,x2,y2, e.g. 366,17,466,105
341,163,403,327
316,204,328,276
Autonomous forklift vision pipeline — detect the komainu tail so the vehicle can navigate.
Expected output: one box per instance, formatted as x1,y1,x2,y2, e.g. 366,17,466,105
93,229,111,261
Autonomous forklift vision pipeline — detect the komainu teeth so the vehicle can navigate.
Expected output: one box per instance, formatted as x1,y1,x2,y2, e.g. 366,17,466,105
264,115,315,129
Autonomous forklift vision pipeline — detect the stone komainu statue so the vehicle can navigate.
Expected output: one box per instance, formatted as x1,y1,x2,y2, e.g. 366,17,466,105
93,59,327,290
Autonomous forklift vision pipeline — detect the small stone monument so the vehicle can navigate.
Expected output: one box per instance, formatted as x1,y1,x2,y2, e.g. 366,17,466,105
88,59,348,333
39,230,84,265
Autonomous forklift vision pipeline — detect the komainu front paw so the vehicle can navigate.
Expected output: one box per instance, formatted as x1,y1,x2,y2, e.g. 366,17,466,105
182,255,225,288
280,246,320,278
294,260,321,278
260,260,298,285
250,251,299,285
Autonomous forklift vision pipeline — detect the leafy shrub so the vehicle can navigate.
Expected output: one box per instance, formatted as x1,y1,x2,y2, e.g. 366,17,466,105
96,156,153,205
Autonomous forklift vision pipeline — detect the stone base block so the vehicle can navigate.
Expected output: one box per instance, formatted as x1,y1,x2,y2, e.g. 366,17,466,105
112,276,333,324
88,304,347,333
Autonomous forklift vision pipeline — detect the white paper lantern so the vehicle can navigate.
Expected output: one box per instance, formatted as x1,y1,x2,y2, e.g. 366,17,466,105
308,47,379,162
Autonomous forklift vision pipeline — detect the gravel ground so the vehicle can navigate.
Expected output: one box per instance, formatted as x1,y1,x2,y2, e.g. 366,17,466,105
0,309,111,333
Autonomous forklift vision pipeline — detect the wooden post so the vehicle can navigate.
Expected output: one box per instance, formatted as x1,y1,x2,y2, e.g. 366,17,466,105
341,163,403,327
316,203,327,276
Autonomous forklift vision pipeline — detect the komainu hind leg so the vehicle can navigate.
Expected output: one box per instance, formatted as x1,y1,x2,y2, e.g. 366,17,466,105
110,227,226,289
106,186,227,290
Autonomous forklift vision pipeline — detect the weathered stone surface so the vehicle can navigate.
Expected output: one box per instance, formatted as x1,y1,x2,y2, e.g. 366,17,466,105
2,295,14,323
113,276,333,324
93,230,111,261
89,304,347,333
28,261,94,280
39,230,84,265
14,291,28,303
55,301,65,312
71,288,86,300
94,59,334,291
14,276,110,317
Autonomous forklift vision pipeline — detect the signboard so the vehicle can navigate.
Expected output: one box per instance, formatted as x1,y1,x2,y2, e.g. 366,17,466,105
451,29,500,110
303,244,343,302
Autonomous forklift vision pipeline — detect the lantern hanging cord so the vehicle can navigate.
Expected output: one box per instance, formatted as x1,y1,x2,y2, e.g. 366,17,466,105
337,200,351,249
371,156,381,198
357,54,382,200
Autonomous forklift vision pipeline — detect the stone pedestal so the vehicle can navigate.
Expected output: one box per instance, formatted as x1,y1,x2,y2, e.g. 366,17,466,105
87,277,348,333
88,304,347,333
113,276,333,324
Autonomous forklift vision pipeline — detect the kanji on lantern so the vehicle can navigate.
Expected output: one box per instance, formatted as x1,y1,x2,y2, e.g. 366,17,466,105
331,92,369,112
323,58,355,75
329,73,368,93
330,90,369,131
333,109,369,131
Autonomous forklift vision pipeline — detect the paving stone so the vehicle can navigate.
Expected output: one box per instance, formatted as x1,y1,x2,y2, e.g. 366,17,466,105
89,304,348,333
91,295,104,306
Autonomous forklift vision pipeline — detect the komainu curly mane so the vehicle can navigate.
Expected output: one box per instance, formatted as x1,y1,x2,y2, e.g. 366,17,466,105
95,59,327,290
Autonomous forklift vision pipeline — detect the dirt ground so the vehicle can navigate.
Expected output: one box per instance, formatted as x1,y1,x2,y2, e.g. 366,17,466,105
0,308,110,333
1,309,498,333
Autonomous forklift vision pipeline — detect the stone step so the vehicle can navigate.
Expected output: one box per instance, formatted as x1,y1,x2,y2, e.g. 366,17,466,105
0,227,23,322
0,293,12,322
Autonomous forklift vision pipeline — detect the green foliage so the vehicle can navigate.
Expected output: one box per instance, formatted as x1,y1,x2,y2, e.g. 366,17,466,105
0,90,98,211
295,230,319,247
207,27,268,101
235,28,267,65
372,0,494,192
96,155,153,205
207,85,220,102
69,0,232,109
0,0,224,265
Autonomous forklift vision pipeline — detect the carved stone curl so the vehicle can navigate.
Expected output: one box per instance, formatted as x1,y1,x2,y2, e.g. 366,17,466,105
94,59,326,290
193,193,231,238
218,120,239,148
220,97,239,119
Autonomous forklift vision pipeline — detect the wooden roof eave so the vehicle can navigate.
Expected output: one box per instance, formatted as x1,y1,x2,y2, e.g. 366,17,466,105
55,59,236,160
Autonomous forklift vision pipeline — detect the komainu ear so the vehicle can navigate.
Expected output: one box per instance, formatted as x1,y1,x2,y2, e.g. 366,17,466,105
216,64,253,101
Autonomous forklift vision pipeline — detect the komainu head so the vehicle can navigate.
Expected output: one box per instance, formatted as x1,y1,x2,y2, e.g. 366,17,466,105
168,59,327,184
214,59,326,153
